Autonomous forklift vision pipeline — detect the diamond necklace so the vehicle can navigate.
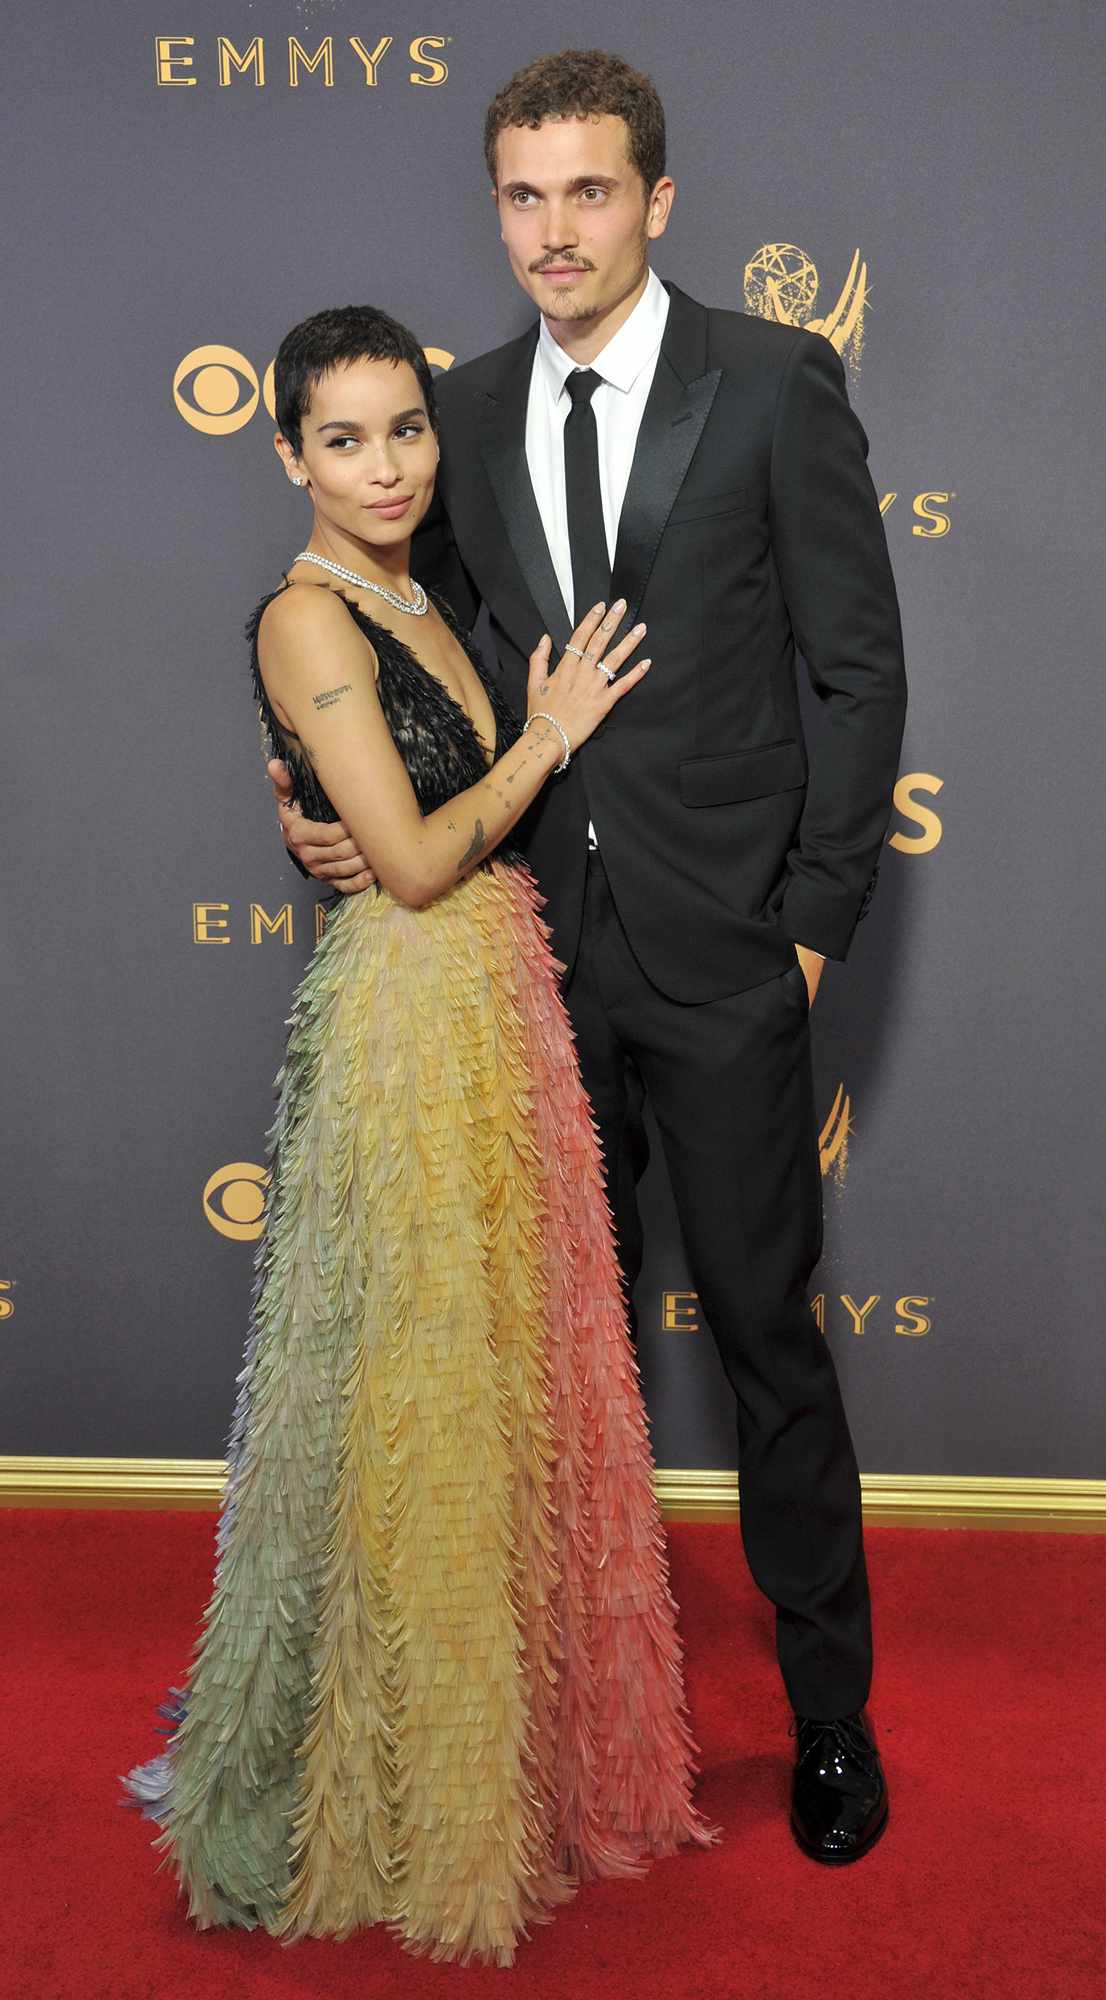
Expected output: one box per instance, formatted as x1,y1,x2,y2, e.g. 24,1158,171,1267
291,549,428,615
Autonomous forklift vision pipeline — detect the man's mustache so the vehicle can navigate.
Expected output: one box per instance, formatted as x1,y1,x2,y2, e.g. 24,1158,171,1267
529,258,595,274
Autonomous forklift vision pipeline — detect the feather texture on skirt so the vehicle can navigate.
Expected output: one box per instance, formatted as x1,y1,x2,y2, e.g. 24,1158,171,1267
121,858,719,1966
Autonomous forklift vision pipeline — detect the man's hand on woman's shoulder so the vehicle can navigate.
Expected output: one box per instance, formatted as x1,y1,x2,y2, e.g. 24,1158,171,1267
267,759,376,892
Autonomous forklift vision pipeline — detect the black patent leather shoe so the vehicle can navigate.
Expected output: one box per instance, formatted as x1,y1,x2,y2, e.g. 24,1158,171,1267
790,1708,888,1864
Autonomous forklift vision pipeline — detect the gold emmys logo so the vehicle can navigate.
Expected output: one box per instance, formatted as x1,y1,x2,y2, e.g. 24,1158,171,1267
891,773,943,854
154,35,451,90
193,901,328,944
174,345,453,435
664,1286,931,1339
744,249,958,537
744,243,869,373
0,1279,14,1320
810,1292,932,1339
880,492,956,538
203,1162,269,1240
820,1084,851,1183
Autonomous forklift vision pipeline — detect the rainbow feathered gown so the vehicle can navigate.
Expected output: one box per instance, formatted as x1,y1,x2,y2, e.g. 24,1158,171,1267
121,588,717,1964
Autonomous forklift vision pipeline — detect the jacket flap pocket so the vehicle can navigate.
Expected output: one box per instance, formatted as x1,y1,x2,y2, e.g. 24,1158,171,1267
679,738,807,807
666,485,758,526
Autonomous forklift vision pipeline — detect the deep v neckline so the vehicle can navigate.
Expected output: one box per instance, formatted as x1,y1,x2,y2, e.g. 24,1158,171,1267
333,588,498,769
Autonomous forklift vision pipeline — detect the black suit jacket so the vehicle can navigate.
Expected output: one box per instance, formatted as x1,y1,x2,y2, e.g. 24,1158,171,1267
415,280,907,1002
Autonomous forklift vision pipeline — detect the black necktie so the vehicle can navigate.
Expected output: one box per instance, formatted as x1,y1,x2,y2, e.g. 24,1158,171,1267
563,368,611,624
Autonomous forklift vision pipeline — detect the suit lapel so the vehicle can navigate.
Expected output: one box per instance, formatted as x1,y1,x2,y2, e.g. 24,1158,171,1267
477,328,573,652
610,284,721,625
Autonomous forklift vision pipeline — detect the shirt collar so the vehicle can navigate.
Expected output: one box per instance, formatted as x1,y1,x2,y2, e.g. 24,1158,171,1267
537,267,670,402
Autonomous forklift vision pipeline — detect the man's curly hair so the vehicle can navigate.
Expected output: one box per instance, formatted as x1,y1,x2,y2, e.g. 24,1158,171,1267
484,49,666,192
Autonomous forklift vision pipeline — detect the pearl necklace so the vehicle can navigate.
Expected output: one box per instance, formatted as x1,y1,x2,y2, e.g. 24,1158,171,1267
291,549,428,615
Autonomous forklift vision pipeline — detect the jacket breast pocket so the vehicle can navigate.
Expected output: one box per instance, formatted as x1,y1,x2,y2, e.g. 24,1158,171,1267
666,485,759,527
679,738,808,807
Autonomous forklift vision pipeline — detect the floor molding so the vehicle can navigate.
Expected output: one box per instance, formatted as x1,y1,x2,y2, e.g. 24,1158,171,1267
1,1458,1103,1530
658,1469,1106,1530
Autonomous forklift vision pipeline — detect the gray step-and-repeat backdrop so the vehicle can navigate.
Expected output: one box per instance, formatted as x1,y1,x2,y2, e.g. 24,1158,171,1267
3,2,1103,1479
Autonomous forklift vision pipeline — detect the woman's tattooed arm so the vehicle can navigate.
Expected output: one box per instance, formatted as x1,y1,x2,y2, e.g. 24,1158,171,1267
455,819,486,875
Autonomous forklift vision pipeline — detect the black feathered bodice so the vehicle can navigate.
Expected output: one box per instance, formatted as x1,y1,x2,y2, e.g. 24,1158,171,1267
246,582,525,838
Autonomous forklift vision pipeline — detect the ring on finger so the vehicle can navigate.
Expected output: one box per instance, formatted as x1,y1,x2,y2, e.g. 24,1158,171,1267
595,660,615,683
564,642,586,659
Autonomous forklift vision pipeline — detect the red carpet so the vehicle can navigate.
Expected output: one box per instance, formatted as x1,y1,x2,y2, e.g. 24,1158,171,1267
3,1509,1103,1999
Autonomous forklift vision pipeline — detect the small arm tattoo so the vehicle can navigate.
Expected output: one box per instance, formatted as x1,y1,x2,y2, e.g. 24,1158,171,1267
456,819,486,874
311,682,353,711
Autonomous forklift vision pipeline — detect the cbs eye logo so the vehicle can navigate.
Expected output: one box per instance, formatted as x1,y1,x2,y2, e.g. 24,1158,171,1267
203,1161,269,1239
173,347,275,435
174,344,454,434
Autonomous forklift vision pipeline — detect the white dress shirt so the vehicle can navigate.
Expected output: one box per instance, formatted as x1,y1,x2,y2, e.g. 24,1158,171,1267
525,265,670,617
525,268,670,847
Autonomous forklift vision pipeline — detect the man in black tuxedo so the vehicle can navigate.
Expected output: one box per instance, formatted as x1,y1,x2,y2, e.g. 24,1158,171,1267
274,50,907,1864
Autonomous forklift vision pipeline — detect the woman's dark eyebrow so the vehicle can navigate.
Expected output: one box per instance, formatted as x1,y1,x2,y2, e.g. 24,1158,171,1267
316,407,425,433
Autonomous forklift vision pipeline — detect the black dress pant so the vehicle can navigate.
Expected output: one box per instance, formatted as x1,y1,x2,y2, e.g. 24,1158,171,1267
562,847,872,1720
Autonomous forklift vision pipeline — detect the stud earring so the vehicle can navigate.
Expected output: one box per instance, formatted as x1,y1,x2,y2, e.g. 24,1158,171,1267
291,476,306,488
